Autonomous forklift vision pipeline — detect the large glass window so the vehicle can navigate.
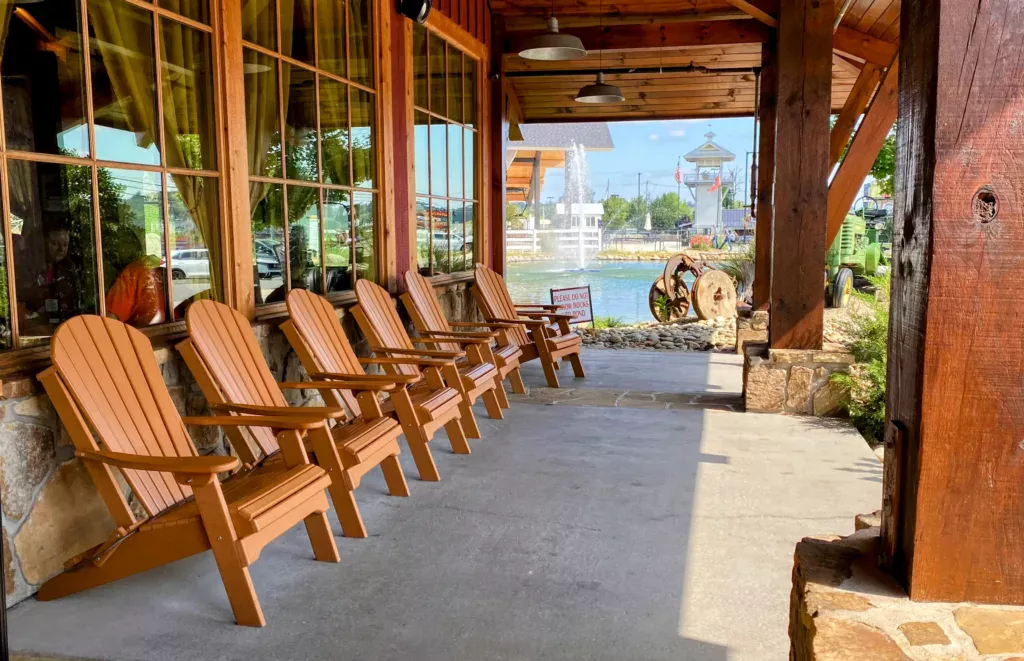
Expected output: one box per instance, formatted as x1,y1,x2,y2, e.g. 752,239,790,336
412,23,478,275
0,0,221,349
243,0,377,305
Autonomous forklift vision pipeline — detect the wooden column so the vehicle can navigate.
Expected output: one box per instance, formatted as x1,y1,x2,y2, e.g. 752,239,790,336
752,39,777,310
487,14,508,274
769,0,832,349
882,0,1024,605
391,13,413,288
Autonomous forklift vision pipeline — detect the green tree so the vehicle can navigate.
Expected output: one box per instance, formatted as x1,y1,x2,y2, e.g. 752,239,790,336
871,127,897,196
648,192,692,231
722,186,745,210
602,195,630,230
627,196,647,229
506,202,526,230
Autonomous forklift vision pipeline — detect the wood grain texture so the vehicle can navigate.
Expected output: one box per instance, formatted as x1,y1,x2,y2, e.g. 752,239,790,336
768,0,831,350
489,14,508,273
505,19,772,52
833,24,895,65
884,0,1024,605
829,61,883,169
752,39,777,309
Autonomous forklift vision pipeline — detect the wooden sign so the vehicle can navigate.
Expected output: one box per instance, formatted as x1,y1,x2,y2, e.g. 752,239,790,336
550,285,594,325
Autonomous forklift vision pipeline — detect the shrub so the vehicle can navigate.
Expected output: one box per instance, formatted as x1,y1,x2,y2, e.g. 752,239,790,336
594,315,625,329
689,235,713,251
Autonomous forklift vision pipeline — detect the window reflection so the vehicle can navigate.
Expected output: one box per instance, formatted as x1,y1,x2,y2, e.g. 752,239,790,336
448,48,462,124
414,112,429,196
284,65,318,181
448,124,462,199
428,33,445,116
244,49,282,178
429,119,446,196
323,189,350,292
251,182,285,304
353,192,374,282
284,0,315,64
320,78,349,186
415,196,430,275
241,0,276,49
161,19,218,171
412,23,427,108
349,0,373,86
351,88,375,189
287,185,321,293
318,0,346,77
168,175,218,319
430,199,449,273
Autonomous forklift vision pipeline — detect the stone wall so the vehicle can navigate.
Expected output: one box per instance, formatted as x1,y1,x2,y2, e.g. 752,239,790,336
734,309,769,354
743,343,852,416
791,525,1024,660
2,281,478,607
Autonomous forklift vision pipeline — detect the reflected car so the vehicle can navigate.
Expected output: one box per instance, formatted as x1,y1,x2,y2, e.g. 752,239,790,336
416,229,465,252
170,248,210,280
254,240,282,280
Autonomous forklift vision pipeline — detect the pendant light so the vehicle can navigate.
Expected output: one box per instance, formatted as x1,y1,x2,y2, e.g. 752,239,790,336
518,0,586,61
574,0,623,103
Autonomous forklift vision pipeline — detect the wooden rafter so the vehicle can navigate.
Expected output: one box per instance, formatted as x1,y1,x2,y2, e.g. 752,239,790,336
829,60,884,169
504,20,772,53
833,25,897,66
723,0,777,28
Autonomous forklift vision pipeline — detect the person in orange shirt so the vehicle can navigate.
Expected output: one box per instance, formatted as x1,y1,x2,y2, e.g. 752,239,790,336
105,254,166,327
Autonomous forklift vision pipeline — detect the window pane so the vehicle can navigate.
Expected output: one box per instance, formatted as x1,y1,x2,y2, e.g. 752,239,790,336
465,201,475,265
161,19,218,171
320,78,349,186
431,199,450,273
244,49,282,178
349,0,374,86
415,196,430,275
351,88,375,188
283,0,315,64
353,192,375,282
9,161,98,345
414,111,429,195
89,0,161,165
428,33,445,116
464,57,477,127
451,201,466,272
287,185,321,293
323,189,350,292
284,64,318,181
429,120,446,196
251,182,284,304
447,49,462,124
241,0,276,49
168,175,219,319
0,174,11,350
412,23,427,109
2,0,89,157
448,124,463,199
101,170,166,328
162,0,210,25
317,0,346,76
464,129,475,200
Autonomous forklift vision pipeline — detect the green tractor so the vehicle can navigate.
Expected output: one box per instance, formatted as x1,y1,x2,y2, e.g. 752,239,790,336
826,197,891,308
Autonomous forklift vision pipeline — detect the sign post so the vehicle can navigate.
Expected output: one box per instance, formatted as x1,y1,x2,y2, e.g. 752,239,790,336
550,285,594,326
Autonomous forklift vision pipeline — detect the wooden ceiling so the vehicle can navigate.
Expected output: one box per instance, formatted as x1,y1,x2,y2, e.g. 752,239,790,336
495,0,900,122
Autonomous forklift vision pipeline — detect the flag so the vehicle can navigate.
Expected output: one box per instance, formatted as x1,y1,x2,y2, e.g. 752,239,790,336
674,158,682,184
708,175,722,193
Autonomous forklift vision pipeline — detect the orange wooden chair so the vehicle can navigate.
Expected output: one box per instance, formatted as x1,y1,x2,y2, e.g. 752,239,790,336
281,288,466,482
472,264,586,388
353,279,505,441
401,269,524,400
37,315,339,627
178,299,410,540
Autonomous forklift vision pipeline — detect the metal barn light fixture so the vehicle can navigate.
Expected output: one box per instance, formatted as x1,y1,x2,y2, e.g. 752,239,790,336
575,72,624,103
518,16,586,61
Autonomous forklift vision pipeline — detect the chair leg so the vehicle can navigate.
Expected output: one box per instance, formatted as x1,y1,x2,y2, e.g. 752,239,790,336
568,352,586,378
541,358,561,388
327,482,368,539
303,512,341,563
445,418,472,454
458,398,483,438
508,367,527,394
482,388,504,420
381,454,411,496
493,375,511,408
408,439,441,481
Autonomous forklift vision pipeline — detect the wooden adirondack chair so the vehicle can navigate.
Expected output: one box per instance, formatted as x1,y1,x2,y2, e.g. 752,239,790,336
353,279,504,441
281,288,466,482
401,269,524,399
178,299,410,540
37,315,339,627
472,264,586,388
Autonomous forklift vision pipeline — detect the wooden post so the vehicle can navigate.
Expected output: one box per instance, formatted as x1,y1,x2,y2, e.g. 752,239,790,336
488,14,507,274
752,39,777,310
768,0,831,350
883,0,1024,605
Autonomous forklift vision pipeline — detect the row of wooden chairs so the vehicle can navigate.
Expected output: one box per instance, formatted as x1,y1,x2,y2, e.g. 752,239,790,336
35,265,585,627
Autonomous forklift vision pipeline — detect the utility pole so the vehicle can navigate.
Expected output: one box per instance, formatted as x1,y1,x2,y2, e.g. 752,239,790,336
637,172,641,200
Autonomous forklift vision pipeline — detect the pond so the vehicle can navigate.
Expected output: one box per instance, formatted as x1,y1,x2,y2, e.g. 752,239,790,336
505,259,694,324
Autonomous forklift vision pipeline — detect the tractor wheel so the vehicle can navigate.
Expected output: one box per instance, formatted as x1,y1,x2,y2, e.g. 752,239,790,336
832,268,854,308
649,277,689,322
864,243,881,277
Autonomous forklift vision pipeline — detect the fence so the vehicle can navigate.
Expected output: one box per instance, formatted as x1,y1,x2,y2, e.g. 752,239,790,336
507,228,603,253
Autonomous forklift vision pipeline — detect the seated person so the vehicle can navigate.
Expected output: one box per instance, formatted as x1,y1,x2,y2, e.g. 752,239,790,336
19,226,90,330
105,255,166,327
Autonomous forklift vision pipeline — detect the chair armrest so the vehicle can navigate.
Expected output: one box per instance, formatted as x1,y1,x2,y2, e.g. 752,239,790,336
361,356,453,368
310,372,422,389
486,317,550,328
514,303,562,310
210,402,347,419
379,347,465,359
182,414,325,430
420,328,499,339
77,449,239,475
413,335,490,346
449,321,519,330
518,311,576,321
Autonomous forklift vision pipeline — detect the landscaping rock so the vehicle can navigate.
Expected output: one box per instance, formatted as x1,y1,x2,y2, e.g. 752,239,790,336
0,422,56,520
746,365,787,412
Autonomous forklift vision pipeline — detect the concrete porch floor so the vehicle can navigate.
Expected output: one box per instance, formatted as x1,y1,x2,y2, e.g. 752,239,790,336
8,350,881,661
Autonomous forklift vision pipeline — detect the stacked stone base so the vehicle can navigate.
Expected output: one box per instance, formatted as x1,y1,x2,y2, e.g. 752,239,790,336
743,343,852,416
735,309,769,354
792,526,1024,659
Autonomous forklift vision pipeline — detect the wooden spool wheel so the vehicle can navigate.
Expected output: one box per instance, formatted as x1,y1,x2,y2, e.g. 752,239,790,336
662,254,703,300
649,276,690,323
691,269,737,320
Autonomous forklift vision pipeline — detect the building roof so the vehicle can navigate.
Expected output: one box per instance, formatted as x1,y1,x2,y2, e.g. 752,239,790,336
684,132,736,162
510,123,615,151
722,208,752,229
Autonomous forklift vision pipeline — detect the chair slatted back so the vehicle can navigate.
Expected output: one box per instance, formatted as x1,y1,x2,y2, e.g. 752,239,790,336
403,271,460,352
50,316,196,517
285,289,363,412
473,264,530,346
185,299,287,457
353,280,420,377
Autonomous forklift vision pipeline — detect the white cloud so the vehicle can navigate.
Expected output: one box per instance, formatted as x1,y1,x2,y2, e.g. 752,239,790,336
648,133,660,141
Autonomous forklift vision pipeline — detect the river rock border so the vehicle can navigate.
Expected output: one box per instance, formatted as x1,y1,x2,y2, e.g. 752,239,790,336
580,316,736,351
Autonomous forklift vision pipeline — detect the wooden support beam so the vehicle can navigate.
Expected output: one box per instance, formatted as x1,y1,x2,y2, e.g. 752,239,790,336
489,14,508,274
505,20,772,53
503,11,750,31
769,0,831,350
723,0,778,28
883,0,1024,605
826,60,897,246
829,61,883,169
833,25,896,66
752,40,777,309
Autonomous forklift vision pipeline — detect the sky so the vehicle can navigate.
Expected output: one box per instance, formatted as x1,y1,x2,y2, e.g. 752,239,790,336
538,117,758,206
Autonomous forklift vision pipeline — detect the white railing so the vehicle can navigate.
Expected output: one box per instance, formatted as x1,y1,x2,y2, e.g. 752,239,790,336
506,228,603,253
